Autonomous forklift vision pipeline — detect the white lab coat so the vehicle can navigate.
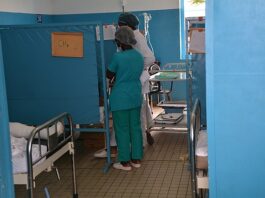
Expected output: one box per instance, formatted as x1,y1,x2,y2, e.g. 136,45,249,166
133,29,155,69
133,29,155,94
133,29,155,141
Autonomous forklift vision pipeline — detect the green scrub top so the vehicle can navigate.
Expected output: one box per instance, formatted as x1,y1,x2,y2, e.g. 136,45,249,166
108,49,144,111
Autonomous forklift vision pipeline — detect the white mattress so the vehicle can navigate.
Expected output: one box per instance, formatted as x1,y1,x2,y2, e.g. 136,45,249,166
196,130,208,157
11,136,47,174
9,122,64,140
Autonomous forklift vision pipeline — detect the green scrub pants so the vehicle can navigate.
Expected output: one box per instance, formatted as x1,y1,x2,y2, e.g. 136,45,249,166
112,107,143,162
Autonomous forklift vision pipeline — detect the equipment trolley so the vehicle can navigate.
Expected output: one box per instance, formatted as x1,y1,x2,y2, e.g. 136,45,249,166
146,61,192,143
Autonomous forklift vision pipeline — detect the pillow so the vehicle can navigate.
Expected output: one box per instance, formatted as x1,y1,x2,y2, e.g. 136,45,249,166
9,122,64,139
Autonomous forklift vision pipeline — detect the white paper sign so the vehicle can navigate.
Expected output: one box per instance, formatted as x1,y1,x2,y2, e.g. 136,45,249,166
96,25,116,41
189,29,205,53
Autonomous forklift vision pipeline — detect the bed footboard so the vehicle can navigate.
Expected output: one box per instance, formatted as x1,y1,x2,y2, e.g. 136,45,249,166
190,99,208,198
26,112,78,198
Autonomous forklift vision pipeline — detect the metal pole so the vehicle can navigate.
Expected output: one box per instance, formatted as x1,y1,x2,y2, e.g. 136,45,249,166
27,131,34,198
67,114,78,198
98,24,112,172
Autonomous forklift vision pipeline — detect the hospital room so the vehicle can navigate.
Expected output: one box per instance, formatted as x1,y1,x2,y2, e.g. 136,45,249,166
0,0,265,198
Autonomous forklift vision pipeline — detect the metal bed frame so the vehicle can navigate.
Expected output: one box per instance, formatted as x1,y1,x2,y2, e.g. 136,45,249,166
190,99,208,198
13,112,78,198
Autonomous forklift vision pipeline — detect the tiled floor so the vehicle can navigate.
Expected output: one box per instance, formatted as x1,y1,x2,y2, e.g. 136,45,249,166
15,130,192,198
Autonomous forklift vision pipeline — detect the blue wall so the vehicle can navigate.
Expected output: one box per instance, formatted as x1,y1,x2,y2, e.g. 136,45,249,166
0,9,181,64
207,0,265,197
0,9,185,123
1,24,101,125
0,12,52,25
52,9,181,66
0,37,14,198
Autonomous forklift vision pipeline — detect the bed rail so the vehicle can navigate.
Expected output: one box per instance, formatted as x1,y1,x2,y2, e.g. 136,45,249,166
26,112,78,198
190,98,201,198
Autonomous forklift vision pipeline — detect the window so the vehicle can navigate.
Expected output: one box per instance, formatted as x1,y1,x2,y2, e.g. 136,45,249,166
185,0,205,18
179,0,205,59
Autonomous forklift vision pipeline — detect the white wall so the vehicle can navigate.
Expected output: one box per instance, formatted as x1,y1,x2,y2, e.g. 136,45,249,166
0,0,53,14
52,0,179,14
0,0,179,14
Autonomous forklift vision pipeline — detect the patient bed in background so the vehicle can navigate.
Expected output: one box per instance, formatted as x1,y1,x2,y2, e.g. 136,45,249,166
190,99,208,198
10,112,78,198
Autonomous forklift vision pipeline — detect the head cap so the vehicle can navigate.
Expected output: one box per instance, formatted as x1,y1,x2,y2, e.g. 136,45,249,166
118,12,139,29
115,26,137,46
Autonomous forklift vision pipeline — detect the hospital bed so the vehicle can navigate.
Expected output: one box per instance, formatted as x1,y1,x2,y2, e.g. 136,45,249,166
10,112,78,198
190,99,208,198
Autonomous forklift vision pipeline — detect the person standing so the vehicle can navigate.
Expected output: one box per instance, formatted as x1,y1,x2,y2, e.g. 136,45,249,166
118,12,155,144
94,12,155,158
107,26,144,171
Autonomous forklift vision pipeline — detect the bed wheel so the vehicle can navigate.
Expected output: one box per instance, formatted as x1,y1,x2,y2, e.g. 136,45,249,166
146,132,154,145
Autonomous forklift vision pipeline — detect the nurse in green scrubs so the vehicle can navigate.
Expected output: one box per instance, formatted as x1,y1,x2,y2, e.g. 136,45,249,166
107,26,144,171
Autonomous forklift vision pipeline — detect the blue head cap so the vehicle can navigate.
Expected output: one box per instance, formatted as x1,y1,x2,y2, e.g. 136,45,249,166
118,12,139,29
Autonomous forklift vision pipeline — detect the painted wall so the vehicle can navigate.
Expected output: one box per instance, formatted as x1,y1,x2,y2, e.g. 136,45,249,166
2,24,101,125
0,1,181,66
207,0,265,197
0,38,14,198
0,1,183,119
0,1,181,68
0,12,52,25
51,0,179,14
52,9,180,66
0,0,52,25
50,0,181,66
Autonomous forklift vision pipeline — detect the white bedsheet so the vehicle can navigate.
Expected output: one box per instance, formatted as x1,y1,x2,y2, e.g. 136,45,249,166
11,136,47,174
9,122,64,140
196,130,208,157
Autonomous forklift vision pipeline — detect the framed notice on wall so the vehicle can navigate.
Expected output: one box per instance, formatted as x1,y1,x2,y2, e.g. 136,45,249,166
189,28,205,53
51,32,83,57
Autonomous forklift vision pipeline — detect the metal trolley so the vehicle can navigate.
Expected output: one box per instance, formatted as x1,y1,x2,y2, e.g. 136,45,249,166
146,60,193,144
